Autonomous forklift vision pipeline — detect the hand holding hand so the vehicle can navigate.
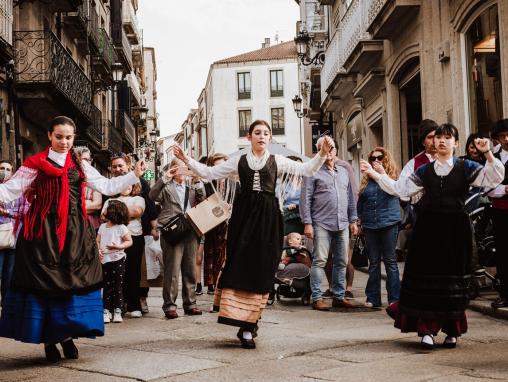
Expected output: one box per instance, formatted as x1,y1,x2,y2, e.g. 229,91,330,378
349,222,359,236
134,160,146,177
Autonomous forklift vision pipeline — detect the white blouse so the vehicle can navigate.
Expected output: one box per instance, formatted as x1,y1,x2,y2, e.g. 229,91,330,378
375,156,504,199
187,152,326,182
0,149,139,203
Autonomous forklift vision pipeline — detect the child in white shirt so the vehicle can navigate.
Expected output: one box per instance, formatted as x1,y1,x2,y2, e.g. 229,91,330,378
97,200,132,324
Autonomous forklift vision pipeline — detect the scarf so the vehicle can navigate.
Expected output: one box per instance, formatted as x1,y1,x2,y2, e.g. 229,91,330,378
21,147,86,253
246,149,270,171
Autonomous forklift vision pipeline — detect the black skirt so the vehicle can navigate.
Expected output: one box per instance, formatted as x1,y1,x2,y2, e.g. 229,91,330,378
218,191,283,294
399,208,472,319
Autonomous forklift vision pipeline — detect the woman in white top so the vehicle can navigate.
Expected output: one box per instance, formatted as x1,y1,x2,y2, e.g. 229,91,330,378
102,183,145,318
173,119,334,349
360,123,504,350
0,116,145,362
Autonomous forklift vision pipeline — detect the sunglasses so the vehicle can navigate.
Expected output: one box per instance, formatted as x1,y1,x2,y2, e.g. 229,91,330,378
369,154,384,162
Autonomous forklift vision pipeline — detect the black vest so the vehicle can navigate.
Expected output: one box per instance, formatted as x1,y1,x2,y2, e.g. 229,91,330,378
238,154,277,194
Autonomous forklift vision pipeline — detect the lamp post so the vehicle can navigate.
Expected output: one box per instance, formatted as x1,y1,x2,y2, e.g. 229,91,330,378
111,62,124,141
294,30,325,66
292,94,305,154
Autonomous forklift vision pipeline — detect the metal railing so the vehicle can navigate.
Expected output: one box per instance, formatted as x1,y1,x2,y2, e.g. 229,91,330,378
122,0,140,43
89,4,99,48
87,104,102,147
0,0,13,45
339,0,372,65
127,73,142,105
115,109,135,148
367,0,388,26
96,28,117,69
104,119,122,153
14,30,92,120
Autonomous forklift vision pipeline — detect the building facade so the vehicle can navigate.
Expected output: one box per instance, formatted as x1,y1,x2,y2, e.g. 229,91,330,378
0,0,157,175
183,40,302,158
312,0,507,181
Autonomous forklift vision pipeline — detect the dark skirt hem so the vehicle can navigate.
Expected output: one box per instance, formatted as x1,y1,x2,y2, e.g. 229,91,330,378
218,316,257,330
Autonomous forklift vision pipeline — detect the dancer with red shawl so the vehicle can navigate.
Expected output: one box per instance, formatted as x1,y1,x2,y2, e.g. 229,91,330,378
0,116,145,362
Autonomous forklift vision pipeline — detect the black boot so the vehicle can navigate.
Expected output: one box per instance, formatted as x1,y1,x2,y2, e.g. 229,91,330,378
236,329,256,349
44,344,61,363
60,339,79,359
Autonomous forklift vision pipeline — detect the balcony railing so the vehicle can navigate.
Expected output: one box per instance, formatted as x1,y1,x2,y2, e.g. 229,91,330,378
104,119,122,153
122,0,140,44
0,0,13,45
367,0,388,26
89,4,99,49
116,109,136,148
95,28,116,70
339,0,372,65
320,29,344,102
14,30,92,121
87,104,102,147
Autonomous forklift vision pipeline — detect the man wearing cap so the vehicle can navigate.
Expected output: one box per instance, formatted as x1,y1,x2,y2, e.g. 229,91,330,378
488,119,508,308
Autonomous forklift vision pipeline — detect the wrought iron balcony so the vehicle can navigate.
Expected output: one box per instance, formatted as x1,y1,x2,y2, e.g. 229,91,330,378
92,28,117,73
367,0,421,39
14,30,93,121
112,27,133,73
116,109,136,149
86,104,103,148
126,73,142,106
104,119,122,153
88,5,99,50
320,29,344,102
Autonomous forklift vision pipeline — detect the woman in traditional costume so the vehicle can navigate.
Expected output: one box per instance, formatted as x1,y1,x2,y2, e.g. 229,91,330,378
173,119,333,349
360,123,504,349
0,116,145,362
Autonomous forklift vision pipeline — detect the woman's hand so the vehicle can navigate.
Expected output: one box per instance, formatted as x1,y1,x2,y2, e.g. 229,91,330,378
172,145,189,164
134,160,146,177
319,136,335,157
474,138,491,153
372,161,386,175
360,159,373,174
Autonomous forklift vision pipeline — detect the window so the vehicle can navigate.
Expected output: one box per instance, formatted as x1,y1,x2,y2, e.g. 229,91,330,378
270,70,283,97
237,72,251,99
239,109,252,137
271,108,285,135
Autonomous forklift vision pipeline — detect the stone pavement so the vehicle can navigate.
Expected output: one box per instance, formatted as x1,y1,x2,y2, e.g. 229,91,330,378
1,271,508,381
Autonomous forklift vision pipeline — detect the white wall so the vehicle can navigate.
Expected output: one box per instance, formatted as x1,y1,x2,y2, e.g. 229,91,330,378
209,59,301,155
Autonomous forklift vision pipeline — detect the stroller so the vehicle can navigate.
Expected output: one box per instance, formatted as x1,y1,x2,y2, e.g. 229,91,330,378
466,191,501,298
267,246,312,306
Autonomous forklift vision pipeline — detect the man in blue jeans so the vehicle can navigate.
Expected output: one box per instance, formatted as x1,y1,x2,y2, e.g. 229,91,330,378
300,138,358,311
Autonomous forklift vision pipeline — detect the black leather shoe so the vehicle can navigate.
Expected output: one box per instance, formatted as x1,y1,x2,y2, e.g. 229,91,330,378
60,339,79,359
491,297,508,309
44,344,61,363
236,330,256,349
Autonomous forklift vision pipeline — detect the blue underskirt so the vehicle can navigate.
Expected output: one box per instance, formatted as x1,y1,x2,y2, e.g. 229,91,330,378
0,289,104,344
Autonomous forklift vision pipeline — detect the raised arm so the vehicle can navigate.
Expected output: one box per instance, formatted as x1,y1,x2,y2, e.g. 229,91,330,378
186,156,240,181
0,166,37,203
275,154,326,177
83,160,140,196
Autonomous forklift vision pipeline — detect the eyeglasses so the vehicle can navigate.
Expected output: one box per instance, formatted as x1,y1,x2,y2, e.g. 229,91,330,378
369,154,384,162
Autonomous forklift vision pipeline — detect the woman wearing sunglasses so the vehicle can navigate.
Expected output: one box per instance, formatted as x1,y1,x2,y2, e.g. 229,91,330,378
357,147,401,308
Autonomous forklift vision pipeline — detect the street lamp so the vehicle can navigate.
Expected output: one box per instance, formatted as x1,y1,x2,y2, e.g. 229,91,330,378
294,30,325,66
292,95,304,118
112,62,124,83
111,63,124,146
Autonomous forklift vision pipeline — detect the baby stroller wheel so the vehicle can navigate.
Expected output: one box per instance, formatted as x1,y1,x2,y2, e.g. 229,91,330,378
276,287,281,301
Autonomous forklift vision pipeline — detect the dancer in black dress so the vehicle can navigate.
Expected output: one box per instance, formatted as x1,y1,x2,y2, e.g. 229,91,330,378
360,123,504,349
173,120,333,348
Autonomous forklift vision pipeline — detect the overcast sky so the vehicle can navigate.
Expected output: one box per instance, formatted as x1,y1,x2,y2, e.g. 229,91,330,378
137,1,300,137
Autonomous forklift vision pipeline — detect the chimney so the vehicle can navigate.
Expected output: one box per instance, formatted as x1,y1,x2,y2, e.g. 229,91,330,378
265,38,270,47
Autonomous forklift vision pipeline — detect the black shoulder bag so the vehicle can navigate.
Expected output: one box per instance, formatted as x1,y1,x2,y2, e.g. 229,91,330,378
161,186,193,245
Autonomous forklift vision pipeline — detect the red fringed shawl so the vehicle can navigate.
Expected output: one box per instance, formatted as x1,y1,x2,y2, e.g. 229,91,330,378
21,147,87,253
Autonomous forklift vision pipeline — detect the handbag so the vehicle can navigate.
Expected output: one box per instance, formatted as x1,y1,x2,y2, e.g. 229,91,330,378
0,222,15,250
186,181,231,236
161,187,192,245
351,234,368,268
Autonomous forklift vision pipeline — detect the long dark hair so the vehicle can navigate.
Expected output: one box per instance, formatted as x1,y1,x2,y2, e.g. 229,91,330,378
248,119,271,135
48,116,83,174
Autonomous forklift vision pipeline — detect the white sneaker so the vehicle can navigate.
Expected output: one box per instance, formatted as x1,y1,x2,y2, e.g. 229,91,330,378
140,297,149,313
421,334,434,349
127,310,142,318
103,309,111,324
112,308,123,323
364,302,374,308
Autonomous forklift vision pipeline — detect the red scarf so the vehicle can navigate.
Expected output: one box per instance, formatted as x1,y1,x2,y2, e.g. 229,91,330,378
22,147,87,253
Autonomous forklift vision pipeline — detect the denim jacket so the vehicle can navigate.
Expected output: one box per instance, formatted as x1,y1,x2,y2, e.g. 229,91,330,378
357,179,400,230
